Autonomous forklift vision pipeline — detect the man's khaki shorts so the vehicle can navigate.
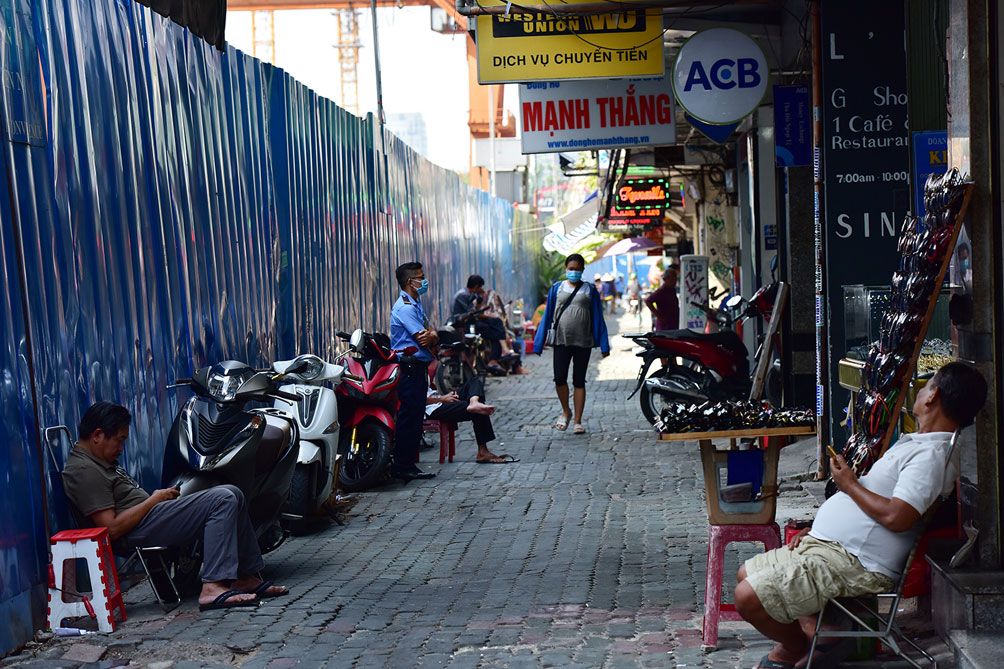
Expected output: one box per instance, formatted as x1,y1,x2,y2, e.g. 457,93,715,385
743,536,895,624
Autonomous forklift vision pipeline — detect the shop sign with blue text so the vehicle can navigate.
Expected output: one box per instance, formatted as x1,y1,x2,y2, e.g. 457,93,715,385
672,28,769,125
519,75,676,154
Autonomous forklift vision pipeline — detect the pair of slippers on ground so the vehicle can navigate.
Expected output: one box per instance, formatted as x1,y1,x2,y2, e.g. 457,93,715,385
555,416,586,434
756,638,854,669
198,580,288,612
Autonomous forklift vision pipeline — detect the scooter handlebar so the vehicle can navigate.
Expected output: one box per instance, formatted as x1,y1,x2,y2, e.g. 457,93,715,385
342,373,363,383
166,378,193,389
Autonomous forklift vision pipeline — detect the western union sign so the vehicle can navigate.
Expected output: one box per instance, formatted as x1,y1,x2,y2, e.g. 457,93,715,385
476,8,664,83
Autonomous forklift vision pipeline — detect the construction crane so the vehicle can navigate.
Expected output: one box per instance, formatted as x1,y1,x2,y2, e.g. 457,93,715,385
228,0,515,188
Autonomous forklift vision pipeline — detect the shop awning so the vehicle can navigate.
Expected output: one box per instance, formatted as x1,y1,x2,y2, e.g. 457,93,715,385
556,191,599,234
136,0,227,50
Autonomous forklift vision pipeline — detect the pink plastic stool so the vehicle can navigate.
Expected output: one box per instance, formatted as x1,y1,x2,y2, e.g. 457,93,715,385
703,522,781,648
422,420,456,463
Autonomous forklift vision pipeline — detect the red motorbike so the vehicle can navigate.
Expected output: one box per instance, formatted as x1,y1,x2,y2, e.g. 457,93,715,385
335,329,401,491
625,280,783,425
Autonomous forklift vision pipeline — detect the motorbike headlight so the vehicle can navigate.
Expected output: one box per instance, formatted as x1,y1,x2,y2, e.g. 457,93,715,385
297,356,324,381
207,371,244,402
374,366,400,391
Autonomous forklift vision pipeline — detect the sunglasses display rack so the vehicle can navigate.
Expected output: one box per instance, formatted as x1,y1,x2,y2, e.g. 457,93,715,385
839,169,974,477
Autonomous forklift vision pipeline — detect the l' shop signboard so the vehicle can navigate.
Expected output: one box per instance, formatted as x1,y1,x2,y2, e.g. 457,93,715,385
476,1,663,84
519,75,676,154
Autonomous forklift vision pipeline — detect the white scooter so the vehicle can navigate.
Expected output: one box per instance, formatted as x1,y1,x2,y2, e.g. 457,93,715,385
271,352,359,518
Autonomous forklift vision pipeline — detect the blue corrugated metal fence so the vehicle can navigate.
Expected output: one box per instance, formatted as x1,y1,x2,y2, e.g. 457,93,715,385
0,0,540,652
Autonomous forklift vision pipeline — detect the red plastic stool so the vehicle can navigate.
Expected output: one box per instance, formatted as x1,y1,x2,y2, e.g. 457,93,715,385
48,527,126,632
703,522,781,648
423,419,456,463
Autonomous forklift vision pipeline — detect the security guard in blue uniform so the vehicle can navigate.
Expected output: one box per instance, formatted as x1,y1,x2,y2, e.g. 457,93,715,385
389,261,439,480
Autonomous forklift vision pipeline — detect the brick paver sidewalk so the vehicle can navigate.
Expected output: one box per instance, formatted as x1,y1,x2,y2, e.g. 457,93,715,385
10,311,953,668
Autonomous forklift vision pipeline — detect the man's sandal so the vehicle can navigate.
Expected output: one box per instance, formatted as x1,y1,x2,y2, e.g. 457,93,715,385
251,580,288,599
476,454,519,464
198,590,258,612
755,655,795,669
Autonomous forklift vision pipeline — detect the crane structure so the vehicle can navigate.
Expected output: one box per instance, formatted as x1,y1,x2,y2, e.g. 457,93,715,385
228,0,515,189
250,10,276,63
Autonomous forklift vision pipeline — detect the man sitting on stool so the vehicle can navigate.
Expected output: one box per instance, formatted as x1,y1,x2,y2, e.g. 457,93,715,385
62,402,288,612
735,362,987,669
426,376,517,464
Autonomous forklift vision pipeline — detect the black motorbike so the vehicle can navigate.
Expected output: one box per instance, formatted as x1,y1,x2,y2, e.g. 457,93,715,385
162,360,305,554
435,306,490,393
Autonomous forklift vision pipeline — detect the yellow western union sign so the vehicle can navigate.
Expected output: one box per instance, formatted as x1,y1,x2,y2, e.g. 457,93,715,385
476,8,665,83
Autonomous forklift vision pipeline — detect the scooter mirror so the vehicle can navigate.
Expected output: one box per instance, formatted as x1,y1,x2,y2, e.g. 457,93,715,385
770,255,778,278
726,295,743,310
349,329,365,352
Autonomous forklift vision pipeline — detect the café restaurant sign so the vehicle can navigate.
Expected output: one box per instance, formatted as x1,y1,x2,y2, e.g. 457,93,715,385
672,27,769,125
519,75,676,154
476,0,663,84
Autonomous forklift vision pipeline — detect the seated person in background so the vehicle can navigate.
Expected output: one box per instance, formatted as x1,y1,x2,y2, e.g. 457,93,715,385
426,376,517,464
645,265,679,331
735,362,987,669
484,286,530,375
453,274,524,375
62,402,288,612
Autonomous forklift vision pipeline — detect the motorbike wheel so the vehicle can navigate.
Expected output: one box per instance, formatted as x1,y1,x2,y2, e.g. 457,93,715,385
436,358,473,394
287,463,317,516
639,367,703,426
337,419,393,492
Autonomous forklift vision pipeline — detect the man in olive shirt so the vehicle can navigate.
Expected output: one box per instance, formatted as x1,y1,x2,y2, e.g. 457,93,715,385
63,402,287,611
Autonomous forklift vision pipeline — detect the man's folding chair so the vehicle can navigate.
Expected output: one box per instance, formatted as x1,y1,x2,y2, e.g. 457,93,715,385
805,429,961,669
44,426,181,612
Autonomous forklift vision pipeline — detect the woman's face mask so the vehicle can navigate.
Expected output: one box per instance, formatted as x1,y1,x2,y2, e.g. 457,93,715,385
566,270,583,283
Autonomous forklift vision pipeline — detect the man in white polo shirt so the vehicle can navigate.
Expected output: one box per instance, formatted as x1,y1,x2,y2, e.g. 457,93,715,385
734,362,987,669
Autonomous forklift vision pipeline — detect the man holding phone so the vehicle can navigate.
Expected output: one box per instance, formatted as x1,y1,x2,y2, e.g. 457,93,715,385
63,402,288,612
734,362,987,668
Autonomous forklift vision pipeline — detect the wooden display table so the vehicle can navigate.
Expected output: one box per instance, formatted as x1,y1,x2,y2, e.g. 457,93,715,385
659,426,815,524
658,425,816,647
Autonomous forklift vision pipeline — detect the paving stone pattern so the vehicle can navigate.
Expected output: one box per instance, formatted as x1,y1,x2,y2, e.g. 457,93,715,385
9,312,955,667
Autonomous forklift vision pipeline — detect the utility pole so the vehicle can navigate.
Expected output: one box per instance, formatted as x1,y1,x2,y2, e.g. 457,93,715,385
489,85,496,197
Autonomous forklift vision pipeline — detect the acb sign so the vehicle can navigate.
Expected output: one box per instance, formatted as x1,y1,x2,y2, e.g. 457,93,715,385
672,28,769,125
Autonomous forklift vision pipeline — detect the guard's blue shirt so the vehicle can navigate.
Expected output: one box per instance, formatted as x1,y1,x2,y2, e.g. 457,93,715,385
390,290,434,362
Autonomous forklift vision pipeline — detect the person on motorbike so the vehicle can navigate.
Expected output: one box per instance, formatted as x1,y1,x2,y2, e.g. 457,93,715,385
425,376,517,464
645,265,680,331
484,287,531,374
390,261,439,481
62,402,288,612
452,275,511,376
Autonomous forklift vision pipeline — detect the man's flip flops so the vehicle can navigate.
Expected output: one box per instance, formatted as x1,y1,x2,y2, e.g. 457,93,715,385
251,580,288,599
198,589,258,612
755,655,795,669
476,454,519,464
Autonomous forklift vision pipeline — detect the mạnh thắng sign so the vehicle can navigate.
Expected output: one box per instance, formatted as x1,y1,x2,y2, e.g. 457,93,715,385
519,75,676,154
476,3,664,84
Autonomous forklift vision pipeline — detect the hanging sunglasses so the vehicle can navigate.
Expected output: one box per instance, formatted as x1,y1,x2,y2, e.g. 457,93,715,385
863,349,908,392
855,389,899,438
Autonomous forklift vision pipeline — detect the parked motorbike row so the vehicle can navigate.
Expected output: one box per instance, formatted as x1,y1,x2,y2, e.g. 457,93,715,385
158,295,530,559
160,329,408,558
